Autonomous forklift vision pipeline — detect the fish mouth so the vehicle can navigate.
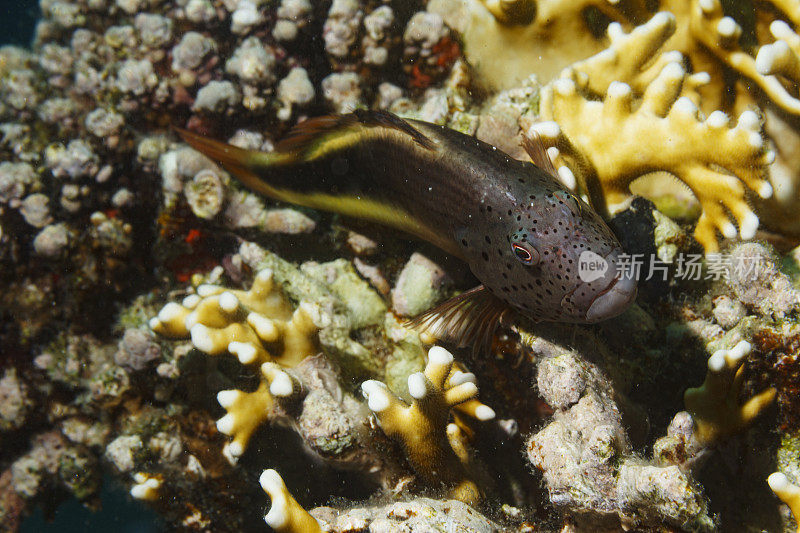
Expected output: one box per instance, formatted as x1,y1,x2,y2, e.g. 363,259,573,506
584,251,638,322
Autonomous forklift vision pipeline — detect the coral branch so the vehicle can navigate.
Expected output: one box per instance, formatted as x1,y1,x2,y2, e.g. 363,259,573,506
360,346,494,503
216,363,300,461
768,472,800,533
535,58,773,253
684,340,777,444
150,268,326,367
260,469,321,533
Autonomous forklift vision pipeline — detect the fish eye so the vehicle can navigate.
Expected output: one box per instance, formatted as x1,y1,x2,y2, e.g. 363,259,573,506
511,241,540,265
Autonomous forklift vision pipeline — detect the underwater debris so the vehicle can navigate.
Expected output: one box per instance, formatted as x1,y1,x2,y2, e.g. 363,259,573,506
361,345,495,504
684,340,777,445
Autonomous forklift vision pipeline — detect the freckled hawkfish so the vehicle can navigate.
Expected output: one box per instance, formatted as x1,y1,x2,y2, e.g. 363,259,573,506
177,110,636,350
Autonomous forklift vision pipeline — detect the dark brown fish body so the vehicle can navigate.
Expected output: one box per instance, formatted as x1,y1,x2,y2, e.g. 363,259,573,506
177,111,636,347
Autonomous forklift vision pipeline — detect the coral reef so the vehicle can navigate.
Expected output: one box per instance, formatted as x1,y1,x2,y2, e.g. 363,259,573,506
684,340,776,444
2,0,800,532
362,345,494,504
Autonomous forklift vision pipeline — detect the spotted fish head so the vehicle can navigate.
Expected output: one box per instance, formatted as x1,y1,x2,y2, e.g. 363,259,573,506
463,181,637,324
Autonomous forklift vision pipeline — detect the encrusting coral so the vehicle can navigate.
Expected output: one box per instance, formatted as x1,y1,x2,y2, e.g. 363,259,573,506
684,340,777,445
768,472,800,533
361,345,495,504
531,12,774,253
260,469,321,533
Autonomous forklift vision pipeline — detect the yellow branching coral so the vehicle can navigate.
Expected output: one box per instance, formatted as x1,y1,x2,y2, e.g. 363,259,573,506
259,469,321,533
129,472,163,501
216,363,300,461
360,346,495,504
428,0,648,89
150,268,326,459
149,268,326,368
533,57,774,253
660,0,800,115
768,472,800,533
684,340,776,445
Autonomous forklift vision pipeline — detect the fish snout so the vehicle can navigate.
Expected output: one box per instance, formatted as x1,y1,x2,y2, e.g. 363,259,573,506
584,250,637,322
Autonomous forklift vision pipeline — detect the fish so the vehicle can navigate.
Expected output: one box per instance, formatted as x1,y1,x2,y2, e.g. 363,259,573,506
176,110,637,350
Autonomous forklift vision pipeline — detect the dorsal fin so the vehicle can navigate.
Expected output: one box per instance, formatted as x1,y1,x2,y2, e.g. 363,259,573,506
521,130,559,178
276,110,436,155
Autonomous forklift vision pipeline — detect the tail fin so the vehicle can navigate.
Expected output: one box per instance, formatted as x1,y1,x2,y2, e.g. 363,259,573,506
174,126,264,181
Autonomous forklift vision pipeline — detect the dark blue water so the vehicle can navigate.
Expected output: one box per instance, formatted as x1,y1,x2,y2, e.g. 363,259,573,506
1,0,40,46
21,476,164,533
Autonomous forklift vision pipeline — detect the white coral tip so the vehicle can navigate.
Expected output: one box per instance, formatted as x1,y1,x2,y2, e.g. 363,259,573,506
182,294,201,309
553,78,576,96
546,147,560,160
255,268,274,283
475,405,496,421
763,150,776,165
148,317,161,330
756,43,782,74
673,96,697,115
261,470,290,529
768,472,791,492
721,222,737,240
529,121,561,139
708,350,727,372
196,284,218,297
158,302,184,323
770,20,794,40
698,0,718,14
219,291,239,312
706,110,729,128
362,380,390,412
248,312,277,340
408,372,429,400
229,341,258,364
661,50,683,64
692,71,711,85
607,81,632,98
269,371,294,397
758,181,773,199
729,339,752,361
662,61,685,79
450,371,476,386
428,345,454,366
740,212,759,239
607,21,623,39
190,324,214,353
651,11,675,27
217,389,240,408
557,166,576,189
717,17,738,37
216,413,236,435
227,441,244,458
748,131,764,149
738,110,760,131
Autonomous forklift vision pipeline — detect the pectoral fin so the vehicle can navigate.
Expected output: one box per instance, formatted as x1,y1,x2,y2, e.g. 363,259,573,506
406,285,511,355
